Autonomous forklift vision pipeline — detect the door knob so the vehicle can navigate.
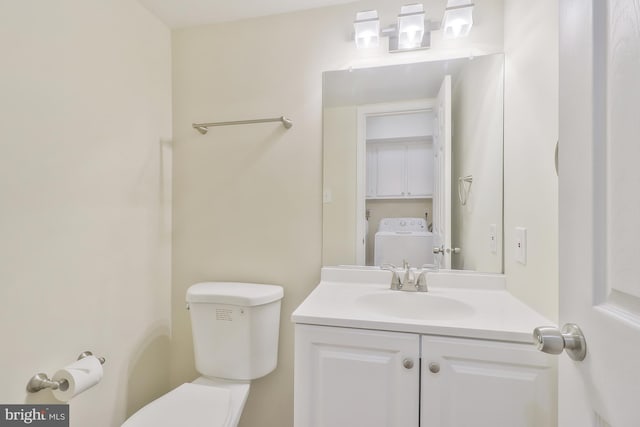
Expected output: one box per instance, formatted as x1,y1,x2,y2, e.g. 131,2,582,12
533,323,587,361
433,246,461,255
402,358,414,369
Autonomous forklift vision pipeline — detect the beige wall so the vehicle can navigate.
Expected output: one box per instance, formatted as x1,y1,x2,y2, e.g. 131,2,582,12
0,0,172,426
171,1,504,427
322,106,358,266
451,54,504,273
503,0,559,322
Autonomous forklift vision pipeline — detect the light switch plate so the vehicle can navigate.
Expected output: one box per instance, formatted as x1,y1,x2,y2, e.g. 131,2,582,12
515,227,527,264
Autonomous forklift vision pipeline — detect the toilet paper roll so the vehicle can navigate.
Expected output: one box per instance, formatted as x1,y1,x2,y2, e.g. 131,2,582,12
52,356,103,402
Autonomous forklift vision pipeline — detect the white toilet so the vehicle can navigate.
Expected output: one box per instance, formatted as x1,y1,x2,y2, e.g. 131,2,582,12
122,282,284,427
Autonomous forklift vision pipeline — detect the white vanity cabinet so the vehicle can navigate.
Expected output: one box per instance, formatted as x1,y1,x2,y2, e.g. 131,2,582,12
294,324,555,427
420,335,556,427
294,324,420,427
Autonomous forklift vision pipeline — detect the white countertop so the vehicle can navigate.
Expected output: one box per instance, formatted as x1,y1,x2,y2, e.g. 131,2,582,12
291,267,554,344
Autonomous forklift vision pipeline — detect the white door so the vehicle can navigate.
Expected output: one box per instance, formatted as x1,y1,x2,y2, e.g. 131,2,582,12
356,100,435,265
294,325,420,427
559,1,640,425
433,76,452,268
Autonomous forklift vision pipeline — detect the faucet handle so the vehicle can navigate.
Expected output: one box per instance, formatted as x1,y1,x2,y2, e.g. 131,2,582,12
415,264,438,292
415,271,428,292
380,264,402,290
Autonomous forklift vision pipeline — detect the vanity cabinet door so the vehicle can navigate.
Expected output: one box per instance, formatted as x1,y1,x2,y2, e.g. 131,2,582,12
294,324,420,427
420,335,556,427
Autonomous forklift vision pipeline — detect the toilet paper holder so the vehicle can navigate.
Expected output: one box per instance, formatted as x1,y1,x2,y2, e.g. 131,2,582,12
26,351,106,393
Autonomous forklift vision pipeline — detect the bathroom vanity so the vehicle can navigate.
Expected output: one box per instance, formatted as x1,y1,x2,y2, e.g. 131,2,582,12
292,267,556,427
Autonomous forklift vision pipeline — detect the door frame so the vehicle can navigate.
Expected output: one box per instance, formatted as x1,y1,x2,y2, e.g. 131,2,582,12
355,99,435,264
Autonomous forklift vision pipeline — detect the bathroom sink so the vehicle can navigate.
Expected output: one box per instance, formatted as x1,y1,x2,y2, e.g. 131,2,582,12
356,292,475,321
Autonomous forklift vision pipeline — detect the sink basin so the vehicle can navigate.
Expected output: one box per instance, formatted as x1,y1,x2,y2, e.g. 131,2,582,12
356,292,475,321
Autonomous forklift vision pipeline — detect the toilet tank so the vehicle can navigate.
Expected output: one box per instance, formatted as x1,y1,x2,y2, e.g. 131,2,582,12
186,282,284,381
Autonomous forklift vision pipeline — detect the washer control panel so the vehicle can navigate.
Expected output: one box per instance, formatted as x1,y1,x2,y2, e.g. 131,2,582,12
378,217,427,232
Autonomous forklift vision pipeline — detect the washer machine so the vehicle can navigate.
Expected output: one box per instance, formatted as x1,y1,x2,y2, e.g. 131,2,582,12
374,217,434,267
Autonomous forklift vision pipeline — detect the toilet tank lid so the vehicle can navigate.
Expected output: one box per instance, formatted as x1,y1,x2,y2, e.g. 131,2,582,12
186,282,284,306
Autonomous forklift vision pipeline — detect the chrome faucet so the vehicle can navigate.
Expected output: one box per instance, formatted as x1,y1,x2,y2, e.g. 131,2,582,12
382,262,435,292
381,264,402,290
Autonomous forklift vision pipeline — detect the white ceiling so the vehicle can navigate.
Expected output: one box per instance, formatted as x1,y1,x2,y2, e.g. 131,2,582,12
137,0,358,29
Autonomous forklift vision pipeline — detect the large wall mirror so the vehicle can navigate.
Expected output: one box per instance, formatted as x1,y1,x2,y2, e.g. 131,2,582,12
322,53,504,273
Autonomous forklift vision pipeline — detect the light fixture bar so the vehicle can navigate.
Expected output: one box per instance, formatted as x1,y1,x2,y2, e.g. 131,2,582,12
352,2,472,52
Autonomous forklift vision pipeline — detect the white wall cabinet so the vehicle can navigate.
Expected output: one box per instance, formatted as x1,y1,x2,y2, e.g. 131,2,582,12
294,324,555,427
366,139,433,199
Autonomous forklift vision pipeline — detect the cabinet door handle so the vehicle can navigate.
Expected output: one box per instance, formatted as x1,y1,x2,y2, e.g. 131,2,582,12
402,358,414,369
428,362,440,373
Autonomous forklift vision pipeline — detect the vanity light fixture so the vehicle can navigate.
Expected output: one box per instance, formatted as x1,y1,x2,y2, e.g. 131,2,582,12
397,4,426,50
354,10,380,49
353,3,430,53
353,1,475,51
442,0,474,39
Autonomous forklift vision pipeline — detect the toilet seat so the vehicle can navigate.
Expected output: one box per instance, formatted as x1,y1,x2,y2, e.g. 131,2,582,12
122,383,231,427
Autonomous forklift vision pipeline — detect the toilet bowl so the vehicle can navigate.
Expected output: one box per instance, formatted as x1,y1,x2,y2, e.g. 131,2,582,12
121,378,248,427
122,282,284,427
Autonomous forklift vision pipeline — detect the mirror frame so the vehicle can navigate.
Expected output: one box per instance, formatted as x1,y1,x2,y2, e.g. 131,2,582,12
322,54,505,273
